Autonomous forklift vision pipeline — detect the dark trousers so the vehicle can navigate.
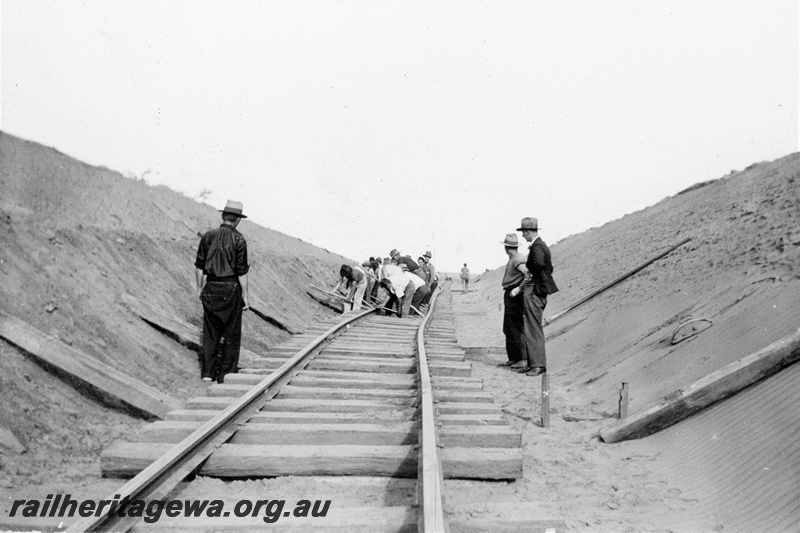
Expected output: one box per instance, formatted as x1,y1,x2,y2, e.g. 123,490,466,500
399,280,416,317
502,288,525,363
422,281,437,305
200,281,243,383
411,284,431,314
521,285,547,368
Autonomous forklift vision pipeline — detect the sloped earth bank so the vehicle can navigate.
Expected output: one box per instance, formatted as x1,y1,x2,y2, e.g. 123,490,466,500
450,153,799,531
0,132,348,515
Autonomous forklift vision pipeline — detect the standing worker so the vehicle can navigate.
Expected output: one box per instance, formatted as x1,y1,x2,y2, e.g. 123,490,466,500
194,200,251,384
498,234,528,369
513,217,559,376
460,263,470,292
420,251,437,300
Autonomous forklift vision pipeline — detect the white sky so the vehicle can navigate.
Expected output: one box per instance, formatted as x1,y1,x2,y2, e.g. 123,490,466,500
2,1,797,272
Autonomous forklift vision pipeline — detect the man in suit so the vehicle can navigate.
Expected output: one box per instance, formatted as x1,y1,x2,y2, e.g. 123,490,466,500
512,217,559,376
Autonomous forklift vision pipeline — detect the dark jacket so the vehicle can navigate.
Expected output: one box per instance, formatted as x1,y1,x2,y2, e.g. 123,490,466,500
525,237,559,297
396,255,420,273
195,224,250,278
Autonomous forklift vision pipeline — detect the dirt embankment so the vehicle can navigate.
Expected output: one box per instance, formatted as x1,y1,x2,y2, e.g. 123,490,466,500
0,131,350,487
453,152,799,531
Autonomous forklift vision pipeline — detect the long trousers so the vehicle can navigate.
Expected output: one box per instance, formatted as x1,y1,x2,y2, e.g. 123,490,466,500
200,281,243,383
410,284,430,314
363,278,374,306
521,285,547,368
399,280,416,317
502,288,525,363
422,281,437,305
350,279,368,311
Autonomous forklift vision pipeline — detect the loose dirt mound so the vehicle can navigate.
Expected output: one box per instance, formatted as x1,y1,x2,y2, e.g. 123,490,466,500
0,132,350,487
454,152,799,530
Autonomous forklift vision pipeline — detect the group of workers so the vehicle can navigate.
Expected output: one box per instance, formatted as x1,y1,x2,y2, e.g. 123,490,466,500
192,200,558,385
331,248,438,319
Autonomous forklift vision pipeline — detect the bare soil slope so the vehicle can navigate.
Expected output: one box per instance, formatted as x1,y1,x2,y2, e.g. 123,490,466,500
0,132,349,487
454,152,799,531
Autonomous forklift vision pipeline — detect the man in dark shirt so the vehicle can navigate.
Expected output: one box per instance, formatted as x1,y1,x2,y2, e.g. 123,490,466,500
194,200,250,383
498,234,527,368
389,249,420,274
512,217,558,376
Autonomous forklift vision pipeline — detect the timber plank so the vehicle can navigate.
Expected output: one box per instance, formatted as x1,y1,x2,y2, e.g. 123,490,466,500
260,398,415,412
308,359,415,374
186,396,234,410
133,506,417,532
436,390,494,403
231,423,418,446
165,410,219,422
226,374,417,389
429,362,473,377
299,370,417,383
436,402,502,415
247,411,416,425
276,385,417,401
201,444,418,477
0,311,180,419
438,414,508,426
207,384,251,397
201,444,522,479
600,329,800,443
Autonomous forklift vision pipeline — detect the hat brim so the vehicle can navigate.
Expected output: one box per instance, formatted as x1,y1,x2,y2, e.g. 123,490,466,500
219,210,247,218
516,227,538,231
502,241,519,246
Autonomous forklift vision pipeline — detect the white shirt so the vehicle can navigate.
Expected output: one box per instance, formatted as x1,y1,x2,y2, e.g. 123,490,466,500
380,264,403,281
385,271,426,298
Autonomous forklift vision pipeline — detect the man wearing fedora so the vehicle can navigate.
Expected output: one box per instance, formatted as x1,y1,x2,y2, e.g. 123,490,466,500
194,200,251,384
389,249,421,274
512,217,558,376
498,234,528,369
418,251,437,305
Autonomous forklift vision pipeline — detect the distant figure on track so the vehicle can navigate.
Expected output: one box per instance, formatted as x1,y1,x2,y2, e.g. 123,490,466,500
513,217,559,377
460,263,470,292
332,264,368,312
194,200,250,384
497,234,528,369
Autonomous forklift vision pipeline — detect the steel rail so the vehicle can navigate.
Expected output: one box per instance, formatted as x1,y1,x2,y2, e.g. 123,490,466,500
67,306,378,533
415,288,448,533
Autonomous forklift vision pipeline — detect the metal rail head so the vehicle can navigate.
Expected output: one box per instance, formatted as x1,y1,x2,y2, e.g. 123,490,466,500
67,307,377,533
415,288,448,533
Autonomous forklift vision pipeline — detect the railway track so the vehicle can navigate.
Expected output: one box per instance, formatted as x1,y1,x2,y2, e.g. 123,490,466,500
68,286,531,532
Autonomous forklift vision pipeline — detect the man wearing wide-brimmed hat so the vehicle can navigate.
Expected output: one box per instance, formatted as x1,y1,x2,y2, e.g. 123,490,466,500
417,251,437,305
389,249,420,274
194,200,251,383
512,217,559,376
498,234,528,369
